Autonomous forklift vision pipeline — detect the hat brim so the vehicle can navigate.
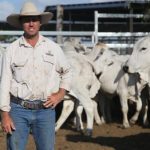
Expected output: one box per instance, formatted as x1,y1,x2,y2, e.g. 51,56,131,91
7,12,53,28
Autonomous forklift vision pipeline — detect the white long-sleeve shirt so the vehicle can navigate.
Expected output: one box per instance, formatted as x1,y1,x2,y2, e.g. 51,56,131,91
0,35,72,111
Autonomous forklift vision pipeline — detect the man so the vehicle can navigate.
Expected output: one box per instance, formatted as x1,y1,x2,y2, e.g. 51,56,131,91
0,1,72,150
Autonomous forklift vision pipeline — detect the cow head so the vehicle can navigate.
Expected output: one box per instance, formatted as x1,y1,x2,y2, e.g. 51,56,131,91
89,43,115,75
63,37,86,53
124,36,150,82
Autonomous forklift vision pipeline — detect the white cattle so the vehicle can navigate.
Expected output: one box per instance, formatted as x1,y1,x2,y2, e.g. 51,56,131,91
123,36,150,125
124,36,150,81
55,96,75,131
63,37,86,53
55,38,100,136
90,43,147,128
55,96,102,132
75,98,103,129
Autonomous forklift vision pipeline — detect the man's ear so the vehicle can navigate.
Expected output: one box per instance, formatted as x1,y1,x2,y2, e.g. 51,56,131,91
39,21,42,27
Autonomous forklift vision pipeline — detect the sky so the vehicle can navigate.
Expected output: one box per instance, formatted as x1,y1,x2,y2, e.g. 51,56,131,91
0,0,123,21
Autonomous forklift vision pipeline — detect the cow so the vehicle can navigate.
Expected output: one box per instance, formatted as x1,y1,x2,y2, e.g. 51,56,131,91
55,95,103,132
55,38,100,136
124,36,150,80
123,36,150,126
89,42,147,128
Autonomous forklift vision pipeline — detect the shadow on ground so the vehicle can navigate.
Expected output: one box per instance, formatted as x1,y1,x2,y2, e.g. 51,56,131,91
66,132,150,150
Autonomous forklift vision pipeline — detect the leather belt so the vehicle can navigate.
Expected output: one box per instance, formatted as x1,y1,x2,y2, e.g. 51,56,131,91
11,95,46,110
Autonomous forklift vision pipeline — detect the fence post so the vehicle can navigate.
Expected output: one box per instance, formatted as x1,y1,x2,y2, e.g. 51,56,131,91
94,11,98,44
56,5,64,44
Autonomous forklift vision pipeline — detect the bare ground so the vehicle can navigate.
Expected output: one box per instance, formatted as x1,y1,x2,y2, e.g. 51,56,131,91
0,122,150,150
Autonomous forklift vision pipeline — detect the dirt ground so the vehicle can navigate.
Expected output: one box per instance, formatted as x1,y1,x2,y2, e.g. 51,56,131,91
0,122,150,150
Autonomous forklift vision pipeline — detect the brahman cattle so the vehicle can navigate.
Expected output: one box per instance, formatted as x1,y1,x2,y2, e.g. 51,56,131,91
123,36,150,125
90,43,147,128
55,38,100,136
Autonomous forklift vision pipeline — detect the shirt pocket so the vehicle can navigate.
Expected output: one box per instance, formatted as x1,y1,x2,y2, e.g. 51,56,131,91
12,59,28,82
42,54,54,64
42,54,55,74
42,54,55,76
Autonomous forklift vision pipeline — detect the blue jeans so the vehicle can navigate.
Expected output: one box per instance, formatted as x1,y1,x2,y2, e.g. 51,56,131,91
7,102,55,150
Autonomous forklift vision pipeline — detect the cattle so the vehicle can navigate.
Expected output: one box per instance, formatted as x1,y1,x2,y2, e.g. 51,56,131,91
123,36,150,125
56,39,149,132
55,96,103,132
55,38,100,136
90,43,147,128
124,36,150,81
63,37,86,53
55,96,75,132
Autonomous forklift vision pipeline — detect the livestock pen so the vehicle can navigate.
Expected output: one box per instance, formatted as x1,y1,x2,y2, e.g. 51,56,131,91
1,1,150,149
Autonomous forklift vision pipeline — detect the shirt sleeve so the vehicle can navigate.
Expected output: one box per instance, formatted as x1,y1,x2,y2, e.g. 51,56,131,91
0,47,12,112
55,46,72,92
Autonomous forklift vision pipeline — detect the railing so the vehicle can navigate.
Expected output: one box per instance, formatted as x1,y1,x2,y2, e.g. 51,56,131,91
93,32,149,48
0,30,94,48
0,31,94,36
0,30,149,53
0,10,150,52
94,11,149,53
94,11,145,44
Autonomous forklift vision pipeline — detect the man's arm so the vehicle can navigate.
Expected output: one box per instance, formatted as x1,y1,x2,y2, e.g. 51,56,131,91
0,47,15,134
0,111,15,134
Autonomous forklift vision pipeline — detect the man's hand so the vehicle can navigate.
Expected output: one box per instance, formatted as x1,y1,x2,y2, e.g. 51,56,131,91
43,88,66,108
1,111,15,134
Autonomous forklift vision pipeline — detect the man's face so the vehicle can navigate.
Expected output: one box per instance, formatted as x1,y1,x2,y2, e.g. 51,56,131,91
20,16,41,38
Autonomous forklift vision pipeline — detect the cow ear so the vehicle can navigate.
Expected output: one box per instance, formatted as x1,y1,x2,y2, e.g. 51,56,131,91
100,48,105,54
93,49,105,61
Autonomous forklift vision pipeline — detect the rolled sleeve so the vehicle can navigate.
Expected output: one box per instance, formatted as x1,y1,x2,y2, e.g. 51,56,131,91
0,48,12,112
59,68,72,91
56,47,72,92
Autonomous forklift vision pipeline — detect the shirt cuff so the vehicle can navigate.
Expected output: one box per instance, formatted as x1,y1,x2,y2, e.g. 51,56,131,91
0,106,11,112
60,82,71,92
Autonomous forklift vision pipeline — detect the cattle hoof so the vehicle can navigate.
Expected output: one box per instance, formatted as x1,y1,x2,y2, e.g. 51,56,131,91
76,127,81,131
143,121,149,128
81,129,93,137
76,126,82,131
123,123,130,129
130,119,136,125
95,122,103,126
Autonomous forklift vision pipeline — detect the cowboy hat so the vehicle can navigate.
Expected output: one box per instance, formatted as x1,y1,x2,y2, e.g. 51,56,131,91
7,1,53,28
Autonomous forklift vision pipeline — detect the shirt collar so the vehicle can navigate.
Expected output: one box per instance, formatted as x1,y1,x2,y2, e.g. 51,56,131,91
19,34,46,47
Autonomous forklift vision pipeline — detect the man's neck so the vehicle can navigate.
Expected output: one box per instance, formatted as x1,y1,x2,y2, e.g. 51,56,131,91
24,33,39,47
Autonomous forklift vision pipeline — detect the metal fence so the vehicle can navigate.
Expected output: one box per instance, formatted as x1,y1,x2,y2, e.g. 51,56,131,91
0,30,149,49
0,11,149,54
94,11,150,54
0,30,94,48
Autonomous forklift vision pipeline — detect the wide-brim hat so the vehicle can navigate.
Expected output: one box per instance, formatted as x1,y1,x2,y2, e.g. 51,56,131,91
7,1,53,28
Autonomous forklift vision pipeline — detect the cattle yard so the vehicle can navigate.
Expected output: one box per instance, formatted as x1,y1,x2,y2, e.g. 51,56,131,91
1,122,150,150
1,1,150,150
1,1,150,54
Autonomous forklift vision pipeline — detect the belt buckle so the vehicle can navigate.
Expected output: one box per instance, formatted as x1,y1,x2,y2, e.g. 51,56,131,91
21,100,31,109
20,100,43,109
21,100,26,108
